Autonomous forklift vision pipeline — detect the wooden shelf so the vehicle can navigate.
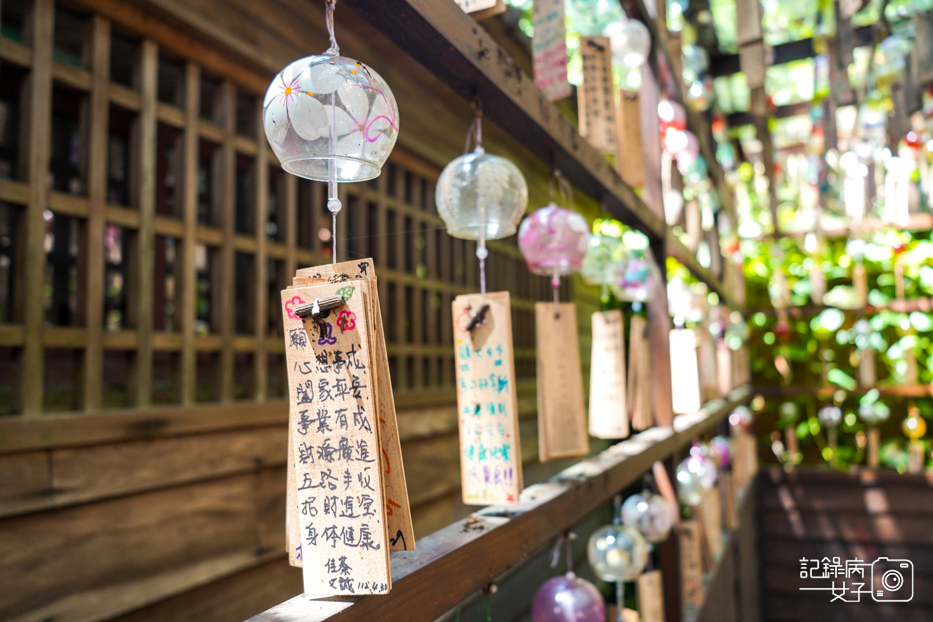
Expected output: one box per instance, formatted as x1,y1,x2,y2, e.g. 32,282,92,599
249,385,753,622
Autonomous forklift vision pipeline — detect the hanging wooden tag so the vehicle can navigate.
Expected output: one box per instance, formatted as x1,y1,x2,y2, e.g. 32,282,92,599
679,520,704,608
532,0,571,101
578,36,617,155
721,471,738,529
589,310,629,439
453,0,506,20
652,461,679,526
616,89,645,188
628,315,653,430
295,259,414,552
697,486,723,562
670,329,701,414
636,570,665,622
281,281,390,596
535,302,588,461
908,440,925,473
453,292,523,505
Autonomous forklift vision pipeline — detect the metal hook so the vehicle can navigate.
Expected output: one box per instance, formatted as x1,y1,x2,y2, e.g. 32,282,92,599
465,303,490,333
294,295,345,319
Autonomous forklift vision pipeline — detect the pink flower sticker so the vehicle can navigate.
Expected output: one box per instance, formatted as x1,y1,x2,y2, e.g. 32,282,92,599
284,296,305,320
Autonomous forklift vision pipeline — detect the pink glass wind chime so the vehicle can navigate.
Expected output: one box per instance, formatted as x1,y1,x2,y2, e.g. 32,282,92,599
262,0,399,263
518,171,589,317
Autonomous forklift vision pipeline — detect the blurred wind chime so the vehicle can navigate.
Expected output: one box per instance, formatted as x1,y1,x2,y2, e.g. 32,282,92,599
265,0,415,598
437,100,528,506
518,172,590,461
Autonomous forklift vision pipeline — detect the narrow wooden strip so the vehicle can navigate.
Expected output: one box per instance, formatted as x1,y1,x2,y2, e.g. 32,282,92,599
19,0,54,415
133,39,159,408
219,82,237,401
179,63,200,405
255,98,270,400
82,16,111,412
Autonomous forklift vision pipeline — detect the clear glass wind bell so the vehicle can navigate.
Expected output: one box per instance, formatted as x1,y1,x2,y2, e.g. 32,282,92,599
436,101,527,293
262,0,399,262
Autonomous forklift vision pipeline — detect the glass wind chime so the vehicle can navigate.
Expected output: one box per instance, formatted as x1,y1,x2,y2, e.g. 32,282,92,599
518,172,589,315
436,101,527,292
262,0,399,262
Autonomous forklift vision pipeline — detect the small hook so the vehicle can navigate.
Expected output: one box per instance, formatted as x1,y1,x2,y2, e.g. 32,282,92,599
465,303,490,333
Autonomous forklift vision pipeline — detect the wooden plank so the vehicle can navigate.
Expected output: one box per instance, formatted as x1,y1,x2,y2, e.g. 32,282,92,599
110,555,300,622
180,63,200,406
535,302,588,461
255,98,269,399
82,16,111,412
19,0,54,415
219,82,237,401
0,427,286,519
0,474,266,622
339,0,666,243
0,451,51,516
248,386,753,622
134,40,158,407
0,401,289,454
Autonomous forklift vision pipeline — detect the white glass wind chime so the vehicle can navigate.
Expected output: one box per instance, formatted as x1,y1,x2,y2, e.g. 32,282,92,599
436,100,528,293
262,0,399,262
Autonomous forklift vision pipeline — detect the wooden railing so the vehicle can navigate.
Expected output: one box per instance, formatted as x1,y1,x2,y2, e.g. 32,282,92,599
249,385,753,622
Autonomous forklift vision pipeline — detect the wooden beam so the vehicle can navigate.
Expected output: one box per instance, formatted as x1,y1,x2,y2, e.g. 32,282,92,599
82,17,111,411
219,82,237,401
254,99,269,400
19,0,54,415
133,40,159,407
708,25,875,77
180,64,200,405
249,386,753,622
339,0,666,243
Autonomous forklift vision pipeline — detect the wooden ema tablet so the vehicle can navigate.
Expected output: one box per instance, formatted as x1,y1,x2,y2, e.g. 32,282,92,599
286,258,414,564
679,520,704,608
535,302,588,461
628,315,653,431
578,36,617,154
588,310,629,439
697,486,723,564
636,570,665,622
281,281,390,596
531,0,571,101
452,292,523,505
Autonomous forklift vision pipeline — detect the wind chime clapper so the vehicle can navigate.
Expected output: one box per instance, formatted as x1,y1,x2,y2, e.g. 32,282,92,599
436,98,528,294
261,0,399,264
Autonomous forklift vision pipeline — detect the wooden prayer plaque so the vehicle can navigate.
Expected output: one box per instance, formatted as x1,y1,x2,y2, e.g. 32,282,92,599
453,292,523,505
636,570,665,622
282,281,390,596
578,36,617,154
588,310,629,439
536,302,588,461
697,487,723,562
679,520,704,608
532,0,571,101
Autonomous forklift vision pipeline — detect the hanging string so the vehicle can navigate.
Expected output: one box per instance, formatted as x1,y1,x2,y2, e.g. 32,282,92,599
324,0,342,263
324,0,340,55
465,97,488,294
549,530,576,574
552,265,561,319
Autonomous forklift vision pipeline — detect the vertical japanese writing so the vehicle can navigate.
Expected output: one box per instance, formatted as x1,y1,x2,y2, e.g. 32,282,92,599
588,310,629,439
282,282,390,596
578,36,617,154
532,0,571,101
453,292,523,506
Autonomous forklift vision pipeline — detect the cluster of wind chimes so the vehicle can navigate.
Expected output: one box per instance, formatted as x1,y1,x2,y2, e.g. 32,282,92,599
281,259,414,595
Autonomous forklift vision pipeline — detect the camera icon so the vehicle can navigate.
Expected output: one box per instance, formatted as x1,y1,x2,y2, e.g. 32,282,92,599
871,558,913,602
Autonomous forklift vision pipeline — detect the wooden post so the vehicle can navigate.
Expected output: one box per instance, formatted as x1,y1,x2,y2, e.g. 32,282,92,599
82,17,111,411
19,0,54,415
254,99,269,400
180,63,200,405
219,82,236,401
133,40,158,408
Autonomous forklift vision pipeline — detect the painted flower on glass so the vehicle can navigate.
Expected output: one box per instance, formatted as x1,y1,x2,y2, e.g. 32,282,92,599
327,81,398,163
264,61,345,145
